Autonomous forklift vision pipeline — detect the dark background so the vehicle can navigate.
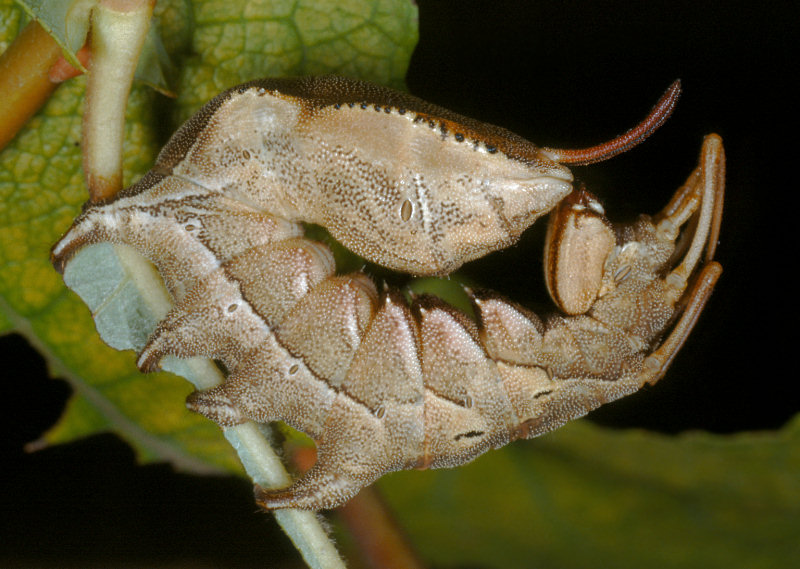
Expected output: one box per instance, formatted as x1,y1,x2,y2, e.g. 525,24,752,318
3,1,795,567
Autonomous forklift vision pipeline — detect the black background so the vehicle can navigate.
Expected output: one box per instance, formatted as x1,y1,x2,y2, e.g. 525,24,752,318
3,2,795,567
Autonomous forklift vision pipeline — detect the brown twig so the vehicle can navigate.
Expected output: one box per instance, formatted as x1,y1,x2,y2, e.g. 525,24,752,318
0,21,64,151
338,487,427,569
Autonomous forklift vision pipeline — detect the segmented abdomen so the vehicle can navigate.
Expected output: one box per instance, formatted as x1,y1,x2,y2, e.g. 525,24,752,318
109,183,653,471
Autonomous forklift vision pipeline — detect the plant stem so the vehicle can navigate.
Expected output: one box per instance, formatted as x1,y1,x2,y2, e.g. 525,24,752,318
339,486,426,569
82,0,154,201
0,21,63,151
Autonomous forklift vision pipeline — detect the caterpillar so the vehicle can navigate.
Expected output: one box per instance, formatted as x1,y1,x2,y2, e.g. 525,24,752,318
51,75,724,510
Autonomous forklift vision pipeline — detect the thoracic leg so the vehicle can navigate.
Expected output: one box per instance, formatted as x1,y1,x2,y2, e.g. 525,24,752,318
641,134,725,384
656,134,725,292
641,261,721,384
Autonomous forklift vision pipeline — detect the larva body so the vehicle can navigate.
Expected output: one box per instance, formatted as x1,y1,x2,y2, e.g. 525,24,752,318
52,76,724,510
103,76,571,280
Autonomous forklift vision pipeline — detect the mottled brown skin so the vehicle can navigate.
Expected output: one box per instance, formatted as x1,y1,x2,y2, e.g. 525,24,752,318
51,76,725,510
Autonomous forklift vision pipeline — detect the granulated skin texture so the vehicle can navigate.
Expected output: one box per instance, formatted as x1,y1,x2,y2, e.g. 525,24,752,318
52,76,724,510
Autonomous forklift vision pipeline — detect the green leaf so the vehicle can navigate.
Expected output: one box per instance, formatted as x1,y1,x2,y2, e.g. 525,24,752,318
0,0,418,474
0,1,22,53
172,0,418,122
378,416,800,568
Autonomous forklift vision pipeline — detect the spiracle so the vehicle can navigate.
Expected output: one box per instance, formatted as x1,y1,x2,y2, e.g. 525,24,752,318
52,76,724,510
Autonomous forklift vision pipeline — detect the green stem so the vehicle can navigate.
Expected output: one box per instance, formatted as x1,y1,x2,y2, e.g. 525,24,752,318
82,0,154,201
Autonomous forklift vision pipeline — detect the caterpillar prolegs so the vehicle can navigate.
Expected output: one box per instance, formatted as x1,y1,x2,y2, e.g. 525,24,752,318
51,76,724,510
